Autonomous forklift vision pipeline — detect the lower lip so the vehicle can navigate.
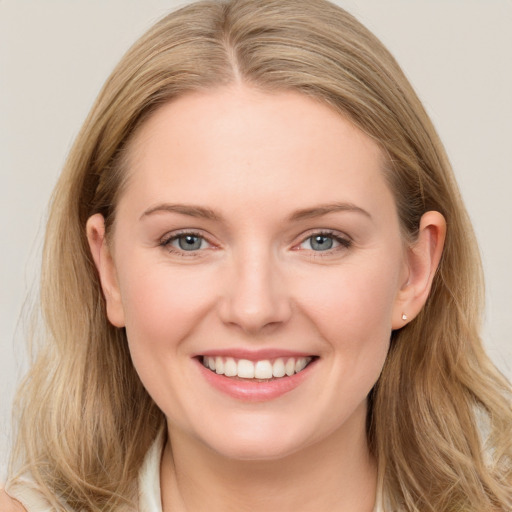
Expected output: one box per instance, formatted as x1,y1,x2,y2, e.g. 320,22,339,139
195,358,317,402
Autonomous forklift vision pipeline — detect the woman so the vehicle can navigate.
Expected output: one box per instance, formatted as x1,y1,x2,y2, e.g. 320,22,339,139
2,0,511,510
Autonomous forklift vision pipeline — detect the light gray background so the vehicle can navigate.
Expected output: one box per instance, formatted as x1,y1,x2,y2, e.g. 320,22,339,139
1,1,511,480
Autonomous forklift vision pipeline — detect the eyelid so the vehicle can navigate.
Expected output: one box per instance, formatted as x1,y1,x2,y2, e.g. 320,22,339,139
159,229,217,255
158,228,352,256
160,228,202,245
293,229,353,252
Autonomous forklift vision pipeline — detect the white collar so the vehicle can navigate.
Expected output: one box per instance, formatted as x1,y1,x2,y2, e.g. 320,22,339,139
138,431,165,512
6,432,382,511
137,431,383,512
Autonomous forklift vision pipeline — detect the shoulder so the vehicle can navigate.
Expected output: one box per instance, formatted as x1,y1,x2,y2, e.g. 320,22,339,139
0,489,27,511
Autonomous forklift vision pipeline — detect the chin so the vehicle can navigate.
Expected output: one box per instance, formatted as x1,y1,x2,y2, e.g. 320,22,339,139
210,437,306,462
196,417,320,462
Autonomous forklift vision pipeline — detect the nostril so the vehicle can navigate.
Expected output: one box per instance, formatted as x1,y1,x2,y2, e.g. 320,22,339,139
219,301,292,334
216,258,293,334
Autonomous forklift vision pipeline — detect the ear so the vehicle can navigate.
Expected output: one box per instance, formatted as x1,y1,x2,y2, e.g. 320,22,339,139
392,211,446,329
86,214,125,327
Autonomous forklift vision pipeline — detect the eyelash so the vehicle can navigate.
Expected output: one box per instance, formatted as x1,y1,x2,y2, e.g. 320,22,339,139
295,230,352,256
159,230,214,256
159,230,352,257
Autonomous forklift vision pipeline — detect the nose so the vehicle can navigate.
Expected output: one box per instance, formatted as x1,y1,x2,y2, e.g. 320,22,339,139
218,247,292,335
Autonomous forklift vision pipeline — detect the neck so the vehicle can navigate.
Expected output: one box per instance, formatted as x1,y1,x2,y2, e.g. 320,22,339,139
160,405,377,512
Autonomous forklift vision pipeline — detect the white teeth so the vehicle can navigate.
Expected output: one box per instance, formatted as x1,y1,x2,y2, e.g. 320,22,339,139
202,356,313,379
224,357,237,377
215,356,224,375
295,357,308,373
285,358,295,376
237,359,255,378
254,360,273,379
272,358,286,378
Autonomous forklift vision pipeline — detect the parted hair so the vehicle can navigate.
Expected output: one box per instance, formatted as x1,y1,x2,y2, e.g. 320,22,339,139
9,1,512,510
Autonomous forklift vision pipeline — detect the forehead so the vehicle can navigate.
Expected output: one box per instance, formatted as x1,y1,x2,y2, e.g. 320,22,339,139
119,86,395,223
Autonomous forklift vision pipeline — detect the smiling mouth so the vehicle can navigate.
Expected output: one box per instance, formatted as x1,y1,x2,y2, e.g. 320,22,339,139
201,356,316,381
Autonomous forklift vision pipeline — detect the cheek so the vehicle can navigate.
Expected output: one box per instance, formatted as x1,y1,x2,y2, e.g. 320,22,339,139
291,256,400,378
115,261,221,419
298,262,398,331
118,261,217,356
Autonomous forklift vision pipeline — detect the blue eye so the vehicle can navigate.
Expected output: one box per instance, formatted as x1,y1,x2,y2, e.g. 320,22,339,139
299,232,351,252
161,233,210,252
309,235,334,251
175,234,204,251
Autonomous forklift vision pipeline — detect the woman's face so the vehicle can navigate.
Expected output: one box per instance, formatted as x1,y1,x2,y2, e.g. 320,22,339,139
97,86,410,460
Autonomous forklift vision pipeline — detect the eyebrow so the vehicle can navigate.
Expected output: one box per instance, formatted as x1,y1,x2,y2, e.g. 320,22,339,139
140,203,222,221
140,201,371,223
288,202,372,222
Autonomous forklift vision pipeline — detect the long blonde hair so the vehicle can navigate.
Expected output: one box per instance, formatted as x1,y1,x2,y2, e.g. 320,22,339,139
10,1,512,510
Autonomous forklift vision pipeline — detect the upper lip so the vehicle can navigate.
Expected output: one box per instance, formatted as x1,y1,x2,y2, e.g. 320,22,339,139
196,348,317,361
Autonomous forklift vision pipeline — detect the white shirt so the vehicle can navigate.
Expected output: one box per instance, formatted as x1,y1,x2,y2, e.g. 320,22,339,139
137,432,384,512
6,434,383,511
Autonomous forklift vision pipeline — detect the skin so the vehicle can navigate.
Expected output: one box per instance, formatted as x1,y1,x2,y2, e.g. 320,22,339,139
88,85,445,512
0,490,25,512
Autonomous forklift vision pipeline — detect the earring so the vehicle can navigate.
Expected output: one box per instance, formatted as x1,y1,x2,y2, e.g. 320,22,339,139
401,313,408,321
